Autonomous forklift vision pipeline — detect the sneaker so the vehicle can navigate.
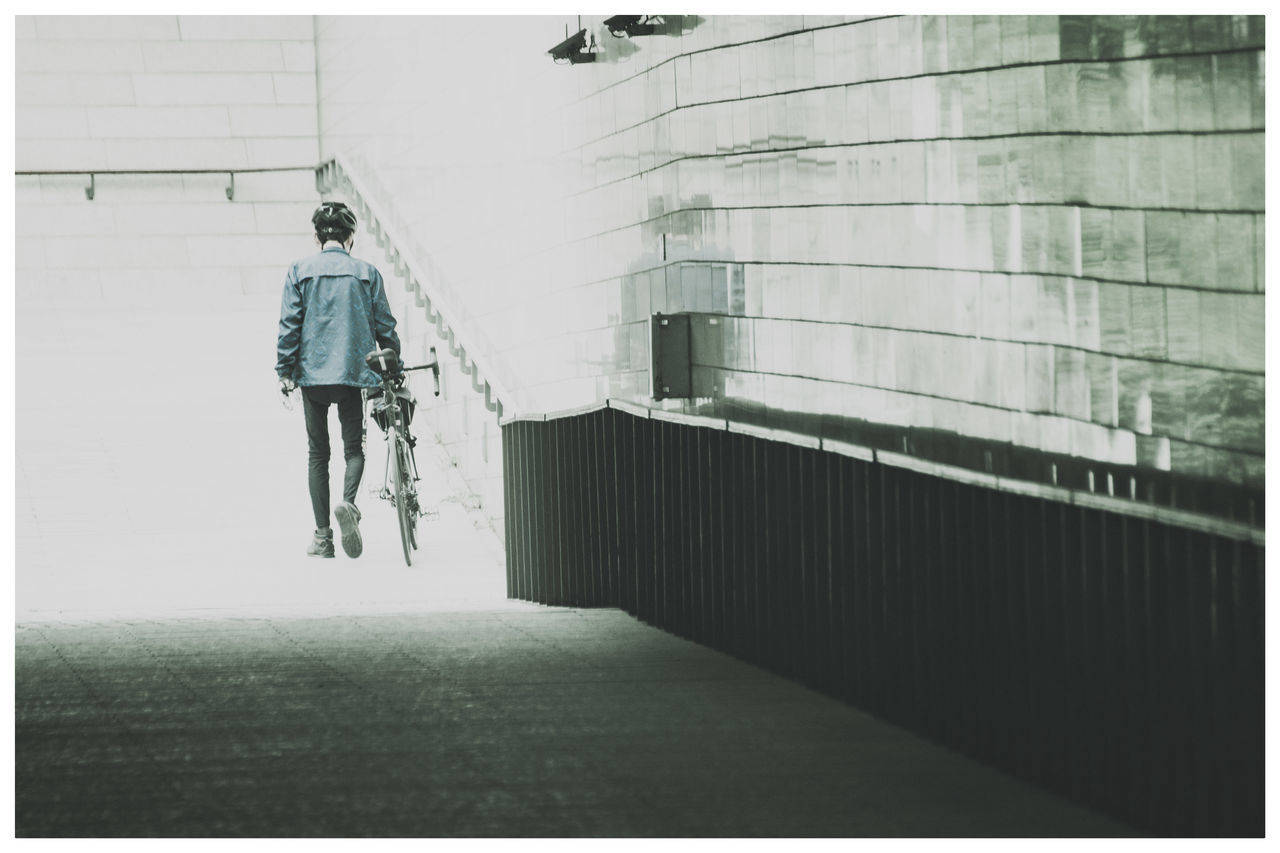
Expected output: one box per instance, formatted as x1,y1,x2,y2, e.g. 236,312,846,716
334,501,363,558
307,527,335,558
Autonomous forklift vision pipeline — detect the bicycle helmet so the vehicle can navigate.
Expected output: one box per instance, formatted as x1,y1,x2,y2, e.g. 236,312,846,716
312,200,358,243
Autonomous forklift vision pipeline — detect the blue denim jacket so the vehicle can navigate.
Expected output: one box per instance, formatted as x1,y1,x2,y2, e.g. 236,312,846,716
275,246,401,388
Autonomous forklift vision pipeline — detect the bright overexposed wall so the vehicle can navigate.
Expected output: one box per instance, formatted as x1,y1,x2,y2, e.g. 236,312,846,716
16,14,322,306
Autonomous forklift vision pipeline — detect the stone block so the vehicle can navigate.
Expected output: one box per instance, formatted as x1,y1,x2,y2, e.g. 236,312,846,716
1060,135,1094,204
979,272,1011,339
946,15,975,71
1143,211,1181,284
1154,15,1193,53
1189,15,1231,52
113,201,258,237
16,237,45,270
1072,278,1101,350
1251,50,1265,128
866,82,892,142
899,142,927,202
45,235,191,270
1091,136,1130,208
975,142,1006,204
1164,287,1202,364
86,105,232,139
988,67,1020,135
1008,139,1039,206
1175,55,1215,132
1047,206,1081,278
898,15,924,77
227,104,317,138
1149,362,1191,441
873,16,902,79
31,15,179,40
1053,347,1089,419
910,76,939,139
104,138,249,171
1233,132,1264,211
17,73,136,107
1015,65,1048,133
132,73,276,106
187,234,299,268
245,138,319,169
1123,16,1160,57
1097,282,1133,355
15,138,108,171
922,15,949,73
16,106,90,140
999,14,1030,64
177,15,314,41
1085,352,1117,426
1076,62,1111,132
1159,135,1197,208
1034,275,1070,346
1027,15,1060,61
1213,51,1256,130
999,340,1029,409
1255,215,1265,292
961,70,992,137
1145,57,1179,131
1109,60,1147,132
1059,16,1091,60
1029,136,1065,204
1233,293,1265,373
16,199,118,238
1185,369,1264,454
1129,285,1167,359
972,15,1002,65
1128,135,1163,208
1216,213,1257,293
1024,344,1056,413
273,74,318,105
844,85,869,144
1198,292,1243,370
1194,135,1235,210
141,40,286,74
17,40,147,74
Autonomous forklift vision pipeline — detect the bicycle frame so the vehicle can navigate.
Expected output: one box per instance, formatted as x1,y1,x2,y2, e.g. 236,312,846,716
362,346,440,565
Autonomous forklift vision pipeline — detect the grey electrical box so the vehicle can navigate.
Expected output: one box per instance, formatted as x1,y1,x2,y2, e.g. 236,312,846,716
650,312,692,400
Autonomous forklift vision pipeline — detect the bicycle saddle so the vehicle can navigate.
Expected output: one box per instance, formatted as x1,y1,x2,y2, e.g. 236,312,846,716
365,348,401,375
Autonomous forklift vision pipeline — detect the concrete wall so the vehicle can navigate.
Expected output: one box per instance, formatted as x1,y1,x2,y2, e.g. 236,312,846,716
16,14,321,306
315,14,1264,503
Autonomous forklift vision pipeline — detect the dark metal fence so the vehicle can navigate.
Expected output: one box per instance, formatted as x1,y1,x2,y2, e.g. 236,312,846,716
502,406,1265,836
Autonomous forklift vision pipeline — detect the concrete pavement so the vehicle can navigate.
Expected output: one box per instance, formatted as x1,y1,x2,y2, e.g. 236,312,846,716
15,292,1136,836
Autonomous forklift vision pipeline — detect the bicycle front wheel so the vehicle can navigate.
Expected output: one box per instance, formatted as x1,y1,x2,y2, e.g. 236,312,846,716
391,433,414,567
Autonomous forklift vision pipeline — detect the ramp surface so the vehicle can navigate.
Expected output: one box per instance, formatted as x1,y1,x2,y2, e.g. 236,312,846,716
15,294,1134,837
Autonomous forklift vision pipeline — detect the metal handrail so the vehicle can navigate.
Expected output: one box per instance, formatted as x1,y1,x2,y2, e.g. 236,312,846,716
16,164,317,200
317,153,513,420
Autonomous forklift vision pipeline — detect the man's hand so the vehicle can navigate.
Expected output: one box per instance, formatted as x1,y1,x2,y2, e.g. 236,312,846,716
280,377,298,395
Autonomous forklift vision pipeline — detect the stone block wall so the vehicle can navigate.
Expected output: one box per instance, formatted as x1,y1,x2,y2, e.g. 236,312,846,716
16,15,322,306
316,15,1264,504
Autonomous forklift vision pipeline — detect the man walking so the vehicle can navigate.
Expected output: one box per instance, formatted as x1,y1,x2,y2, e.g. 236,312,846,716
276,201,401,558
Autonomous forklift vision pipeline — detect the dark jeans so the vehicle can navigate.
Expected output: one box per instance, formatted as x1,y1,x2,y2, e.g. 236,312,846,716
301,384,365,530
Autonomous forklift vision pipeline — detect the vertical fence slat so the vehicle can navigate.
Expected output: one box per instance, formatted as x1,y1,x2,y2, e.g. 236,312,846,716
502,410,1263,837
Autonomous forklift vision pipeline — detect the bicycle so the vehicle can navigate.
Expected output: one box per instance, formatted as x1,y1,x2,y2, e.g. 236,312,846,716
363,346,440,566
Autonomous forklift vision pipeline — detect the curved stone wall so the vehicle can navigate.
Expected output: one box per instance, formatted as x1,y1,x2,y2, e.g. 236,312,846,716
318,14,1264,507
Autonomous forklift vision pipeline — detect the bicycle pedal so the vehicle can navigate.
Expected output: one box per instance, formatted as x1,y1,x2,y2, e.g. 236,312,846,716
421,509,441,522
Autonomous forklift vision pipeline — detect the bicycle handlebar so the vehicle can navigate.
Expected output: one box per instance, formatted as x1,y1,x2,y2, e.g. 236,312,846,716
379,346,441,397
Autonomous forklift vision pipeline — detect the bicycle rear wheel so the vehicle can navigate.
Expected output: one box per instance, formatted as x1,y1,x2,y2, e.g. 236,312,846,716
399,439,419,551
391,433,414,567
